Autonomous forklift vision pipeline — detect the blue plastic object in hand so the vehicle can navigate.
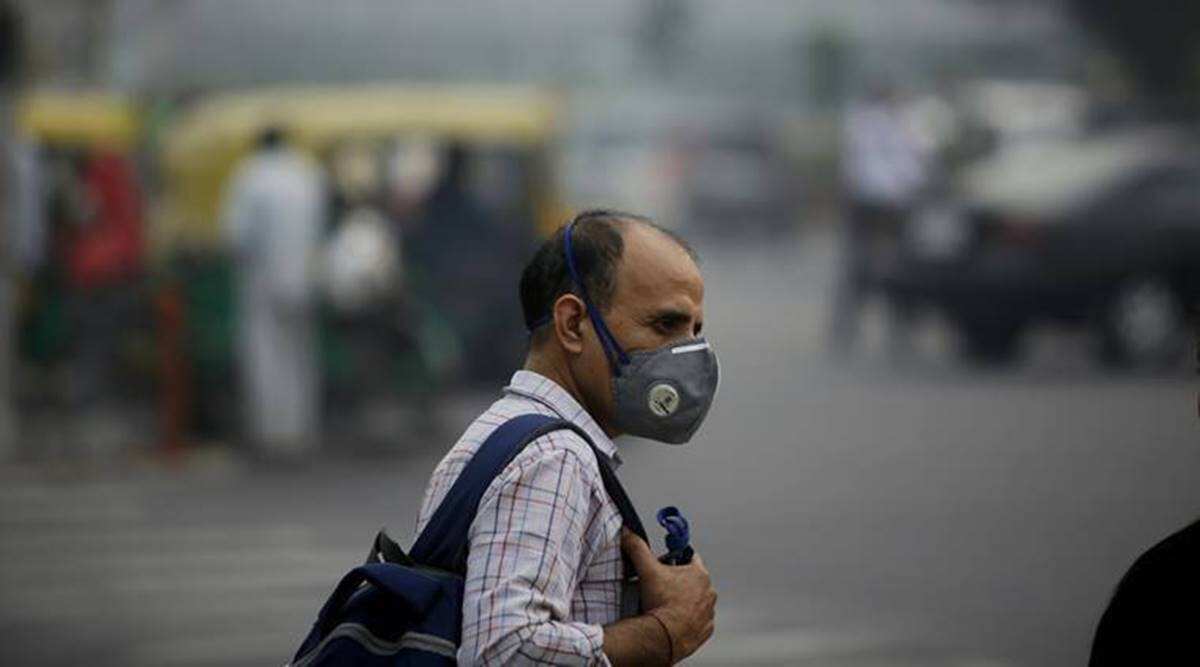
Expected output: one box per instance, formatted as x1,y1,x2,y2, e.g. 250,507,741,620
656,506,694,565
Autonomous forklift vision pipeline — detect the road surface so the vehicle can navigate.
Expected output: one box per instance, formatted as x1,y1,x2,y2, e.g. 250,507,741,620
2,229,1198,666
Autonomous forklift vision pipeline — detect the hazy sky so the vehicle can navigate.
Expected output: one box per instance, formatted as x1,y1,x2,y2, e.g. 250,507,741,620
91,0,1078,96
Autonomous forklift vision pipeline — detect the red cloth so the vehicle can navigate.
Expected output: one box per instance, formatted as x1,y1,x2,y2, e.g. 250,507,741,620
67,152,144,290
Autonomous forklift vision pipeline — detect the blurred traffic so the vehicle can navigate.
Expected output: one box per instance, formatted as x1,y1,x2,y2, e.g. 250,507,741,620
2,1,1200,666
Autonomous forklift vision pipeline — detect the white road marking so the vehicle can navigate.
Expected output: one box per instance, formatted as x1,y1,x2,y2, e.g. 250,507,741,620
0,545,362,580
688,625,1013,667
0,524,318,553
127,630,301,666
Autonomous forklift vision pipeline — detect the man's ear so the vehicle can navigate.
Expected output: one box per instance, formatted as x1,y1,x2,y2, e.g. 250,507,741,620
553,294,587,354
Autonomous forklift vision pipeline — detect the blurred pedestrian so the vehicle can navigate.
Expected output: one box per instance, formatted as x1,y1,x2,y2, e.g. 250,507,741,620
831,83,930,357
0,0,23,460
416,210,719,664
407,143,514,384
323,141,400,315
63,151,144,418
222,126,325,458
1088,329,1200,665
7,131,43,277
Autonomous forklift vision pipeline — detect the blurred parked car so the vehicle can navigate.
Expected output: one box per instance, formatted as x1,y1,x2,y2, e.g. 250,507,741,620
884,128,1200,368
561,91,799,237
679,119,799,238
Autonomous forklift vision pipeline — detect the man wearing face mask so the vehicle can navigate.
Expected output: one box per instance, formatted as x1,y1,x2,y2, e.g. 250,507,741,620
414,210,719,665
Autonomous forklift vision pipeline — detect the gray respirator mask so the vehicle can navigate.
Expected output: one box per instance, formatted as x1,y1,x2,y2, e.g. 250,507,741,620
553,221,721,444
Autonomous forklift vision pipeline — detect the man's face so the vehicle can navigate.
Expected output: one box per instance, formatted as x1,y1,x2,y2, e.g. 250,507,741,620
574,224,705,435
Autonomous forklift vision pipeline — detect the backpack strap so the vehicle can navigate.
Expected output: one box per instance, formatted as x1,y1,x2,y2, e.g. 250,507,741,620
410,413,646,575
589,436,647,543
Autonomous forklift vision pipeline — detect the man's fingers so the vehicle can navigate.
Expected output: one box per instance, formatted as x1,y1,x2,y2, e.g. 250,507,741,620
620,529,658,571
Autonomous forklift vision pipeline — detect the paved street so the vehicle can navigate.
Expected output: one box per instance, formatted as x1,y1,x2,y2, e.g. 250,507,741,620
3,229,1199,666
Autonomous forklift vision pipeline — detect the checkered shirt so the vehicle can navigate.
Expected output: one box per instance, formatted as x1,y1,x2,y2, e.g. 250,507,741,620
415,370,628,666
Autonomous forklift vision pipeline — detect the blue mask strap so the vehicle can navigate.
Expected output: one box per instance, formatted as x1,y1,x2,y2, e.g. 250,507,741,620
564,221,631,373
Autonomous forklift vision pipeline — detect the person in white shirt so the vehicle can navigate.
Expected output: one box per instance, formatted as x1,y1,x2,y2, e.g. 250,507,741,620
222,126,325,457
832,84,931,356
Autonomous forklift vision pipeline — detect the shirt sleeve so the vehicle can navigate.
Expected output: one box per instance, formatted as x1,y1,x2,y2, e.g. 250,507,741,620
459,435,611,666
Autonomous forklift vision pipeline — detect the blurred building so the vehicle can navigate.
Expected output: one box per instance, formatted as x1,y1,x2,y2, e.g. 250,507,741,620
17,1,1080,104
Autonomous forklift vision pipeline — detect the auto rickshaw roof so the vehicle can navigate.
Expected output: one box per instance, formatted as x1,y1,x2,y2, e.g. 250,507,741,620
164,84,561,167
16,90,140,150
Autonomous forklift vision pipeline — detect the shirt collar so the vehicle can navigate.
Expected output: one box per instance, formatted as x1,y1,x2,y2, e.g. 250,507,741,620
504,370,621,466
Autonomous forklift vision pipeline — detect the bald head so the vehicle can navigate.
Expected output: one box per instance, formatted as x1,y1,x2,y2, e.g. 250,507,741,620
519,209,698,347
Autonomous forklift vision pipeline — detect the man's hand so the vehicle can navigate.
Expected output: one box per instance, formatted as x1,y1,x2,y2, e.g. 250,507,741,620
622,529,717,662
600,532,716,665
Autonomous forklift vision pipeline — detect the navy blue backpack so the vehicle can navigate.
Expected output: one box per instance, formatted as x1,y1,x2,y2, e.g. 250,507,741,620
290,414,647,666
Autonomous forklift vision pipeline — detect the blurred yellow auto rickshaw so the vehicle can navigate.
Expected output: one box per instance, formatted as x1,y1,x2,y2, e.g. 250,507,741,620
16,90,141,151
10,90,171,451
157,83,566,252
154,84,569,446
12,89,146,361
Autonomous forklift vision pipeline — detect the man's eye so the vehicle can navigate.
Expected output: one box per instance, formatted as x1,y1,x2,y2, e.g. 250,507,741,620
652,318,688,335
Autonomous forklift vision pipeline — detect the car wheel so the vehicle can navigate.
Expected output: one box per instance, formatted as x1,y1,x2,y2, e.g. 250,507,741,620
1097,276,1187,370
959,317,1024,366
